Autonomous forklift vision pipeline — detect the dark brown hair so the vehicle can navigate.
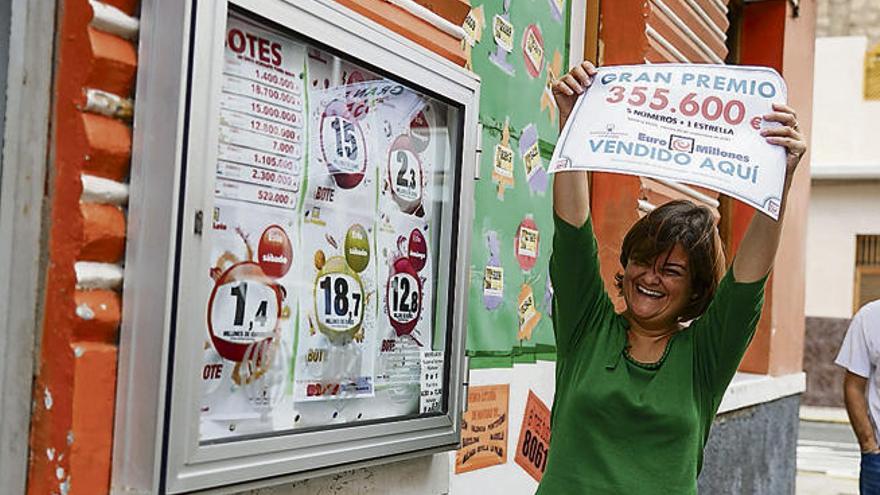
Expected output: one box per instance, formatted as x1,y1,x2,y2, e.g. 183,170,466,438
614,200,726,321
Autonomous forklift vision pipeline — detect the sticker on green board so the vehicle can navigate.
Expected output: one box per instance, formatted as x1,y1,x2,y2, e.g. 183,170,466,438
489,0,515,75
492,119,515,199
463,6,485,47
463,6,486,71
541,49,564,124
519,124,548,193
514,215,540,272
548,0,565,23
544,272,554,318
483,230,503,310
517,283,541,341
522,24,545,79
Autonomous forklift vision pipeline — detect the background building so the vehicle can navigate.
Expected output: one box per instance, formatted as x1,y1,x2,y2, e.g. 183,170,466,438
802,34,880,407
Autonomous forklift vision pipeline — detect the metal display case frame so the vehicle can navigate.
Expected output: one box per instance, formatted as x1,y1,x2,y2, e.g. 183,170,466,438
112,1,479,493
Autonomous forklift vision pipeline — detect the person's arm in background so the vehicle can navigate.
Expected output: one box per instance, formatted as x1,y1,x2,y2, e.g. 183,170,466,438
844,371,880,453
551,61,596,228
731,104,807,283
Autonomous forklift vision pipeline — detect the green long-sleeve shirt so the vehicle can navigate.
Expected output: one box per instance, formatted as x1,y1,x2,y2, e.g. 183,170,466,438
537,214,767,494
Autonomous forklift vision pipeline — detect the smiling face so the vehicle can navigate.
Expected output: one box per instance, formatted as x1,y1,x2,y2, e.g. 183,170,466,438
622,243,696,331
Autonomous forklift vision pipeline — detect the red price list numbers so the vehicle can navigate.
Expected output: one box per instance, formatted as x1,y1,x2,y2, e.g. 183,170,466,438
220,110,302,143
221,93,302,128
605,86,747,126
223,74,303,109
216,161,301,194
215,178,296,211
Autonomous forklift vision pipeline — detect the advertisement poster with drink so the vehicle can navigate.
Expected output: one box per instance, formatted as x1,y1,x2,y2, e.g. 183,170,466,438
549,64,788,219
294,205,377,402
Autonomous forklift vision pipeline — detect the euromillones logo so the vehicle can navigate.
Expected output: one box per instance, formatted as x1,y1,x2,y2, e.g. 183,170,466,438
668,134,695,153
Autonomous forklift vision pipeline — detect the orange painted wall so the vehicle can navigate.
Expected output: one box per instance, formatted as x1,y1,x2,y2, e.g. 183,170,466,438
26,1,137,494
735,0,814,376
335,0,466,66
770,0,815,375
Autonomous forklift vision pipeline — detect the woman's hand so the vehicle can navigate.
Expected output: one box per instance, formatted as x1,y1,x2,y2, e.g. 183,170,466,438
551,61,597,228
760,103,807,183
552,61,598,131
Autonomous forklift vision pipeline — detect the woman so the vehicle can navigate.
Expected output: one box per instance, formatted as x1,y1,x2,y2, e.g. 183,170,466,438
537,61,806,494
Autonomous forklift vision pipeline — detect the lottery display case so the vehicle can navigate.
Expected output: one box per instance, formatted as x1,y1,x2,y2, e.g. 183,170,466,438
113,1,479,493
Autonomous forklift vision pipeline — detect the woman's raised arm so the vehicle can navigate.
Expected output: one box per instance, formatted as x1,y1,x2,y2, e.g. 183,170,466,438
552,62,597,228
732,103,807,283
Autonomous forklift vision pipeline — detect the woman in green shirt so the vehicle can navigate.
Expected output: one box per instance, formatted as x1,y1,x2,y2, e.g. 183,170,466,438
537,62,807,494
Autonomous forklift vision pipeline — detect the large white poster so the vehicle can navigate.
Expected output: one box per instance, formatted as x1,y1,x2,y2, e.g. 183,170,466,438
197,11,455,440
548,64,788,219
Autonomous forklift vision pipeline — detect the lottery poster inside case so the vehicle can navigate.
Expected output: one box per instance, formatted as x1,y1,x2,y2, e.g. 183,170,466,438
139,2,481,492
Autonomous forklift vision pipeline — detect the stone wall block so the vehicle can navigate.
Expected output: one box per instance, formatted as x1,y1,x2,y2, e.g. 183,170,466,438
86,27,137,96
73,290,122,343
80,204,126,262
81,112,131,181
69,343,118,495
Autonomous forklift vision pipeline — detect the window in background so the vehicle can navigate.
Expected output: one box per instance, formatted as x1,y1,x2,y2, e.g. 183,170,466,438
855,234,880,313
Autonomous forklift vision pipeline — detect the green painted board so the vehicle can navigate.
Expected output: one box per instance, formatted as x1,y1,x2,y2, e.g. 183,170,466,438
465,0,571,355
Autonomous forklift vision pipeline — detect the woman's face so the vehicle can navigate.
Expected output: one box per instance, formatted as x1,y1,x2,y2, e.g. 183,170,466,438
622,243,695,330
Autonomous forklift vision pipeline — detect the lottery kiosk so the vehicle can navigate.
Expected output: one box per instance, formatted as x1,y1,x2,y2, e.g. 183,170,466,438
114,1,479,492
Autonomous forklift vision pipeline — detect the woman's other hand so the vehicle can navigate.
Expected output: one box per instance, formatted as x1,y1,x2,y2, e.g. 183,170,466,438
760,103,807,183
552,61,598,131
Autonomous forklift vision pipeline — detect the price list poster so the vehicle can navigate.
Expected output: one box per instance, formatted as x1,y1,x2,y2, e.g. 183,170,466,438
199,13,307,440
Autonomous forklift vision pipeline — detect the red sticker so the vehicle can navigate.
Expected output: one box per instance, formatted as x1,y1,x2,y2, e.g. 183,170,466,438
408,228,428,273
409,110,432,153
522,24,545,79
257,225,293,278
515,216,540,271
